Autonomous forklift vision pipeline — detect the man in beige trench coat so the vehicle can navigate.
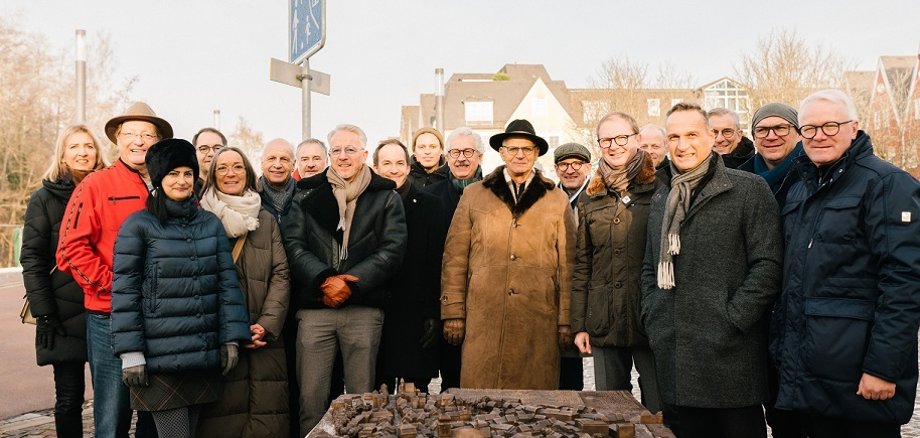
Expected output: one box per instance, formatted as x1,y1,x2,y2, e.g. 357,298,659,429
441,119,576,390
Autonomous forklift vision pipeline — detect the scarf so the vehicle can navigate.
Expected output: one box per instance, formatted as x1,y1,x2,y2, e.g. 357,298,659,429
395,179,412,200
450,166,483,193
753,142,803,194
199,188,262,238
259,176,295,214
597,149,646,195
327,165,372,261
657,157,712,289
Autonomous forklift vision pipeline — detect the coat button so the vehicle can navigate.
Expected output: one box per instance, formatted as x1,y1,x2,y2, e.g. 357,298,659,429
614,249,622,255
510,254,517,261
613,217,621,224
441,296,447,302
508,288,515,295
186,238,192,242
190,256,196,260
614,281,622,288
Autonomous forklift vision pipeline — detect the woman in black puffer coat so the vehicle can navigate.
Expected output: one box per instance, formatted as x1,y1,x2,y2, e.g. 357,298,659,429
111,139,251,438
20,124,106,438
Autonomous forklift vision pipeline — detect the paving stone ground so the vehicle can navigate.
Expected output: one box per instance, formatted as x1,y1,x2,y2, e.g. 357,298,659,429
3,357,919,437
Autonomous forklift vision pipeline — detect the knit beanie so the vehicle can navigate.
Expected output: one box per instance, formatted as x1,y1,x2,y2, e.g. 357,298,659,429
411,127,445,152
145,138,199,189
752,103,799,130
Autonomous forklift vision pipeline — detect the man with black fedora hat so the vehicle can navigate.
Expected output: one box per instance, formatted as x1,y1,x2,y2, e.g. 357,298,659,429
57,101,170,438
441,119,576,389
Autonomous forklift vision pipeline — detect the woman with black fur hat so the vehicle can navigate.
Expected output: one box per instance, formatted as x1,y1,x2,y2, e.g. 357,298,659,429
110,138,251,437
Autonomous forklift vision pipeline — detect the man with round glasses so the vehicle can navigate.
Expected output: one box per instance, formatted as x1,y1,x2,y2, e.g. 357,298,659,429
553,142,592,209
192,127,226,194
771,90,920,437
738,103,804,206
708,107,754,169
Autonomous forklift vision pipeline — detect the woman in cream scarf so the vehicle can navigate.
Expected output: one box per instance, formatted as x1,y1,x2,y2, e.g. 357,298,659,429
197,147,292,438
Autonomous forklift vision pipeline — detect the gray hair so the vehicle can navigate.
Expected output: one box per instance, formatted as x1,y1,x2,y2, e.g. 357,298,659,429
446,127,484,154
296,138,327,157
799,89,860,123
706,108,740,129
327,124,367,149
639,124,667,138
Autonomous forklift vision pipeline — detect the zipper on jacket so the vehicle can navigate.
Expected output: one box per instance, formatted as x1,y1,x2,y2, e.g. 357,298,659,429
107,195,141,203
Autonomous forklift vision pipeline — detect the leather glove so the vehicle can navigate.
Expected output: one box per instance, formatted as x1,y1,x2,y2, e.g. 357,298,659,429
321,274,358,308
221,343,239,375
420,318,441,349
36,315,66,350
443,318,465,346
122,365,148,388
558,325,574,348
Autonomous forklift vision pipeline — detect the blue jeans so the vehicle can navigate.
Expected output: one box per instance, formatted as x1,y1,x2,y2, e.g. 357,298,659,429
86,313,132,438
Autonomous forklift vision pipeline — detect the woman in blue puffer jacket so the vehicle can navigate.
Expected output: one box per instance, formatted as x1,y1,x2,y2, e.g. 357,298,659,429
111,139,251,437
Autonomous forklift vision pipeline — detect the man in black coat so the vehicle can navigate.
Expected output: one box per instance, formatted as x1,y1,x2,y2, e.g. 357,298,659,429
282,124,407,435
422,127,484,391
372,139,445,393
708,107,754,169
772,90,920,438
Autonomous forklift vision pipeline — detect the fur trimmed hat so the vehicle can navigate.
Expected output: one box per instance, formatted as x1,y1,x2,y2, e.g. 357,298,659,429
145,138,199,189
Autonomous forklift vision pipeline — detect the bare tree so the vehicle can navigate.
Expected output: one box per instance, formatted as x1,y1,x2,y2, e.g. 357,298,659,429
734,29,850,109
228,116,265,170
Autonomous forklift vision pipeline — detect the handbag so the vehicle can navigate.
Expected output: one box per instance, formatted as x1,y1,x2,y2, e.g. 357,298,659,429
20,296,36,325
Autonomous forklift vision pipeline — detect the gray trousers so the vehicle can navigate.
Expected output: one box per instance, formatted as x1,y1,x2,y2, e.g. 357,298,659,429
295,306,384,436
593,345,661,413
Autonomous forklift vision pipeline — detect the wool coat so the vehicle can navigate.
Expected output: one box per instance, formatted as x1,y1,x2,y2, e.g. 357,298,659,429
21,177,87,365
571,157,660,348
407,157,448,190
640,153,782,408
111,200,251,372
773,132,920,425
377,185,446,382
198,209,291,437
441,167,575,390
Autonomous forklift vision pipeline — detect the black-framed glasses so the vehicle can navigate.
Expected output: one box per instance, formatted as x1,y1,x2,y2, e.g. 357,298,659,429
800,120,853,139
197,145,223,154
712,128,737,139
448,148,476,159
753,124,796,139
555,161,586,171
598,133,636,149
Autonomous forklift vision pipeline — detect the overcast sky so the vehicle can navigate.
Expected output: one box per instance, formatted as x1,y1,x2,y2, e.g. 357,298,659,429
4,0,919,148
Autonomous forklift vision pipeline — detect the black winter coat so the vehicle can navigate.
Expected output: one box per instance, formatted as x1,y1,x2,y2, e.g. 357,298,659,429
423,175,464,235
407,157,449,190
111,199,251,373
773,132,920,425
378,184,445,380
20,177,87,365
282,169,407,310
721,136,755,169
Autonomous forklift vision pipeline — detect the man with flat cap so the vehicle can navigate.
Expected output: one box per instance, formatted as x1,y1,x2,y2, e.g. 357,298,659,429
440,119,576,390
554,142,592,211
57,102,168,438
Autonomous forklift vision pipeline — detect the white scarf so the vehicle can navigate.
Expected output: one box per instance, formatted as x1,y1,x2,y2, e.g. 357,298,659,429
199,188,262,238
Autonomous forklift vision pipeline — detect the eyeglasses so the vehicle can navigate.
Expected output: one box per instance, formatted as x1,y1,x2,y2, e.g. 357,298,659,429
118,132,158,142
329,147,363,157
197,145,223,154
215,164,246,175
448,148,477,159
753,124,795,139
555,161,586,171
502,146,536,156
800,120,853,139
598,134,636,149
712,128,736,139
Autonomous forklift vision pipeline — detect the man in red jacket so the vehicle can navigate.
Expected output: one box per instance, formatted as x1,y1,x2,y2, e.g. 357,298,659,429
57,102,171,438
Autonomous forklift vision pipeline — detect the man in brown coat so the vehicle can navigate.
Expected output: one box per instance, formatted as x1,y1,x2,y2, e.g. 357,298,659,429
441,119,576,390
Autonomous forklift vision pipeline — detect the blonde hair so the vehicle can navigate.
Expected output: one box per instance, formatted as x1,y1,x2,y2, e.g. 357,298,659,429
43,124,107,181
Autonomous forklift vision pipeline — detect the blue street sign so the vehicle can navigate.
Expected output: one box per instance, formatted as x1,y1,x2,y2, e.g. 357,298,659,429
289,0,325,64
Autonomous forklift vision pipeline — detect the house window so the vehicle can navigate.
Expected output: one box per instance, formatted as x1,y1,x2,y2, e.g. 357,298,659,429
533,97,548,117
702,79,751,115
873,111,881,130
464,101,493,123
647,99,661,117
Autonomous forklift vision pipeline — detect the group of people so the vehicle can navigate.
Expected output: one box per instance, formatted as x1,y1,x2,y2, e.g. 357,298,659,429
20,87,919,438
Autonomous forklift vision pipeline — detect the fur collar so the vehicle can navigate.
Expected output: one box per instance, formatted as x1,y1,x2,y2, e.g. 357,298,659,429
586,153,657,198
482,166,555,218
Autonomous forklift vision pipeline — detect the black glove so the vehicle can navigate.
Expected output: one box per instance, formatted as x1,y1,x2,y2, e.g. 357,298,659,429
36,315,66,350
122,365,148,387
221,343,239,376
420,318,441,349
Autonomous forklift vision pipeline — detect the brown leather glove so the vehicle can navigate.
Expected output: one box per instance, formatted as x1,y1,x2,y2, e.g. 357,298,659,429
558,325,574,348
321,274,358,308
443,318,466,346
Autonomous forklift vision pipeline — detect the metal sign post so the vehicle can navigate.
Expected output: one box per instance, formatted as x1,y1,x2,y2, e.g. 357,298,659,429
275,0,327,140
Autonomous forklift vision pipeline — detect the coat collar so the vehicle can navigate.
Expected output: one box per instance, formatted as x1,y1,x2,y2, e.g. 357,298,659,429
793,130,872,192
482,165,555,218
585,152,657,198
297,168,396,235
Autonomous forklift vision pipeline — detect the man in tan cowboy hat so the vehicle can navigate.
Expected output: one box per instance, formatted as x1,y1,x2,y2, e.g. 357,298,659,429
440,119,576,390
57,101,171,438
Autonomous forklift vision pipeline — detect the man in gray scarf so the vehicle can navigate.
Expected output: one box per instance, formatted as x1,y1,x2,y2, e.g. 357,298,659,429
640,102,782,438
258,138,296,224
